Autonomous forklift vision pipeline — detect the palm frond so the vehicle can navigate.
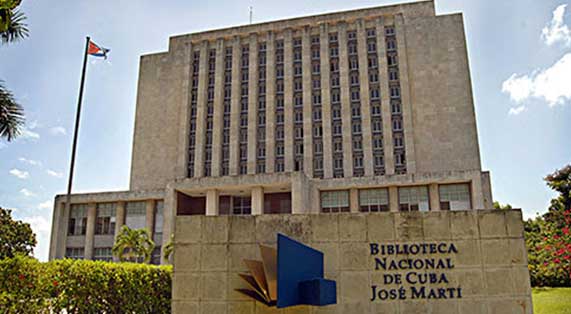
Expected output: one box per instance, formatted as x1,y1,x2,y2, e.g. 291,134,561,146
1,10,28,44
0,80,25,141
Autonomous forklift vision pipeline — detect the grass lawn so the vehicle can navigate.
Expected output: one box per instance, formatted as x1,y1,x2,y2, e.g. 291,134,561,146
533,287,571,314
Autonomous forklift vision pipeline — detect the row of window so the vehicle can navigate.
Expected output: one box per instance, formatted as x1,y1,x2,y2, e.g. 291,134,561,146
67,201,164,237
65,246,163,265
320,184,471,213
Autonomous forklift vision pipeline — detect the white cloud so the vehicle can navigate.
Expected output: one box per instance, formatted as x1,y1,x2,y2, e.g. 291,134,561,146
542,4,571,46
21,215,52,262
47,169,64,178
19,157,42,167
49,126,67,136
20,188,36,197
38,201,53,210
502,53,571,107
20,127,40,140
508,105,527,116
9,168,30,179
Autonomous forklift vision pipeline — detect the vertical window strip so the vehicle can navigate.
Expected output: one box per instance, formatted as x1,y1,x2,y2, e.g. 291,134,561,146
274,39,285,172
329,32,343,178
221,47,232,176
239,45,249,174
311,34,323,178
385,25,407,174
188,51,201,177
367,27,385,176
257,42,267,173
347,30,364,177
204,48,216,177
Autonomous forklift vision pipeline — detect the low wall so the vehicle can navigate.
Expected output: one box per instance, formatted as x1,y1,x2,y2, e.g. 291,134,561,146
172,210,532,314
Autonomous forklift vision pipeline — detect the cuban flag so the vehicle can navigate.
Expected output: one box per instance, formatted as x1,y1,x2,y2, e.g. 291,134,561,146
87,40,110,59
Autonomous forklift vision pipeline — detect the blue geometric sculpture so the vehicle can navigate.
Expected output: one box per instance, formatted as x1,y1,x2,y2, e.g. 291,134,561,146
236,233,337,308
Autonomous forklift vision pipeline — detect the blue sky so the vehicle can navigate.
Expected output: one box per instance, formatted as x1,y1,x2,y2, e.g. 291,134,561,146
1,0,570,261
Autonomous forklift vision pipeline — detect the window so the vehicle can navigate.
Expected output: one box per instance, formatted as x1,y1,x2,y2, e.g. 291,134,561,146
387,39,397,51
374,155,384,167
313,108,322,121
94,247,112,262
125,201,146,230
399,186,430,212
368,57,378,69
392,102,401,114
276,144,284,156
390,87,400,98
370,73,379,83
154,201,164,236
367,29,376,38
394,135,404,148
371,88,380,100
334,157,343,169
392,119,402,131
314,142,323,154
151,246,162,265
65,247,84,260
354,156,363,168
95,203,116,235
367,42,376,53
232,196,252,215
353,138,362,151
321,191,349,213
439,184,471,211
360,189,389,212
372,104,381,116
389,69,399,81
388,54,398,66
68,204,88,236
395,151,406,165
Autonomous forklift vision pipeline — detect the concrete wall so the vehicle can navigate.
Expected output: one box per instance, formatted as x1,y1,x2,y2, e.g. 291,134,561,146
403,13,482,174
172,210,532,313
129,40,191,190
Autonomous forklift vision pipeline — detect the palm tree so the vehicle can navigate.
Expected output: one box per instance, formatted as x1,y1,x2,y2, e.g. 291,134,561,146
1,1,28,142
112,225,155,263
0,81,24,141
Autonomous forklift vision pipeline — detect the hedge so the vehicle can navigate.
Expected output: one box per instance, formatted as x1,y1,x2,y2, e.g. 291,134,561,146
0,255,172,314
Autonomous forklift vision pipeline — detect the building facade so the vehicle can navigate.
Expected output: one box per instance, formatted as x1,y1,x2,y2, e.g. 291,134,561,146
49,0,494,265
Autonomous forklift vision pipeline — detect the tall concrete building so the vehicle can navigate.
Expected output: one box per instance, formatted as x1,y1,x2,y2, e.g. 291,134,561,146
49,0,494,265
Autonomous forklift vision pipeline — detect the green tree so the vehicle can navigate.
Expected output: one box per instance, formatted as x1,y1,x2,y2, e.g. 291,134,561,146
0,207,36,259
112,225,155,263
493,201,513,210
1,0,28,142
544,164,571,228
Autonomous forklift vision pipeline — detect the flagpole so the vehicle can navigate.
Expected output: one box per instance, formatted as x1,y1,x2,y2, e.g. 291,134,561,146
64,36,90,221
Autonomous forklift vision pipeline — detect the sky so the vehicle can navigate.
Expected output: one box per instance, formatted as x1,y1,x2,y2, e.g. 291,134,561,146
1,0,570,261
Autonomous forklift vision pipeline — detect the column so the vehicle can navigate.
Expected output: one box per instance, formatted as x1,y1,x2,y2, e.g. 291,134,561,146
229,36,241,175
113,201,126,262
161,186,177,265
265,32,276,173
146,199,156,236
357,20,374,177
206,189,220,216
338,23,353,177
211,39,225,177
84,203,97,260
302,27,314,177
291,173,309,214
395,14,417,173
50,201,66,259
247,33,259,174
377,17,395,175
251,187,264,215
349,188,359,213
194,41,209,177
175,41,193,179
389,186,399,212
429,184,440,211
283,29,294,172
320,24,333,179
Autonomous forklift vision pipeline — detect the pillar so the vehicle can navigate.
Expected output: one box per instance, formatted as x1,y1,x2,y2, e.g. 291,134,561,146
429,183,440,211
194,41,209,177
211,39,225,177
265,32,276,173
113,201,126,262
206,189,220,216
84,203,97,260
229,36,242,175
283,29,294,172
395,14,416,173
350,188,359,213
389,186,399,212
291,173,309,214
320,23,333,179
251,187,264,215
357,19,374,177
146,199,156,236
302,27,314,177
247,33,259,174
338,23,353,177
377,17,395,175
161,186,177,265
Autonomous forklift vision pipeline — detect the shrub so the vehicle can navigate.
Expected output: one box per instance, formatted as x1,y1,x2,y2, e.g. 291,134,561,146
0,255,172,313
